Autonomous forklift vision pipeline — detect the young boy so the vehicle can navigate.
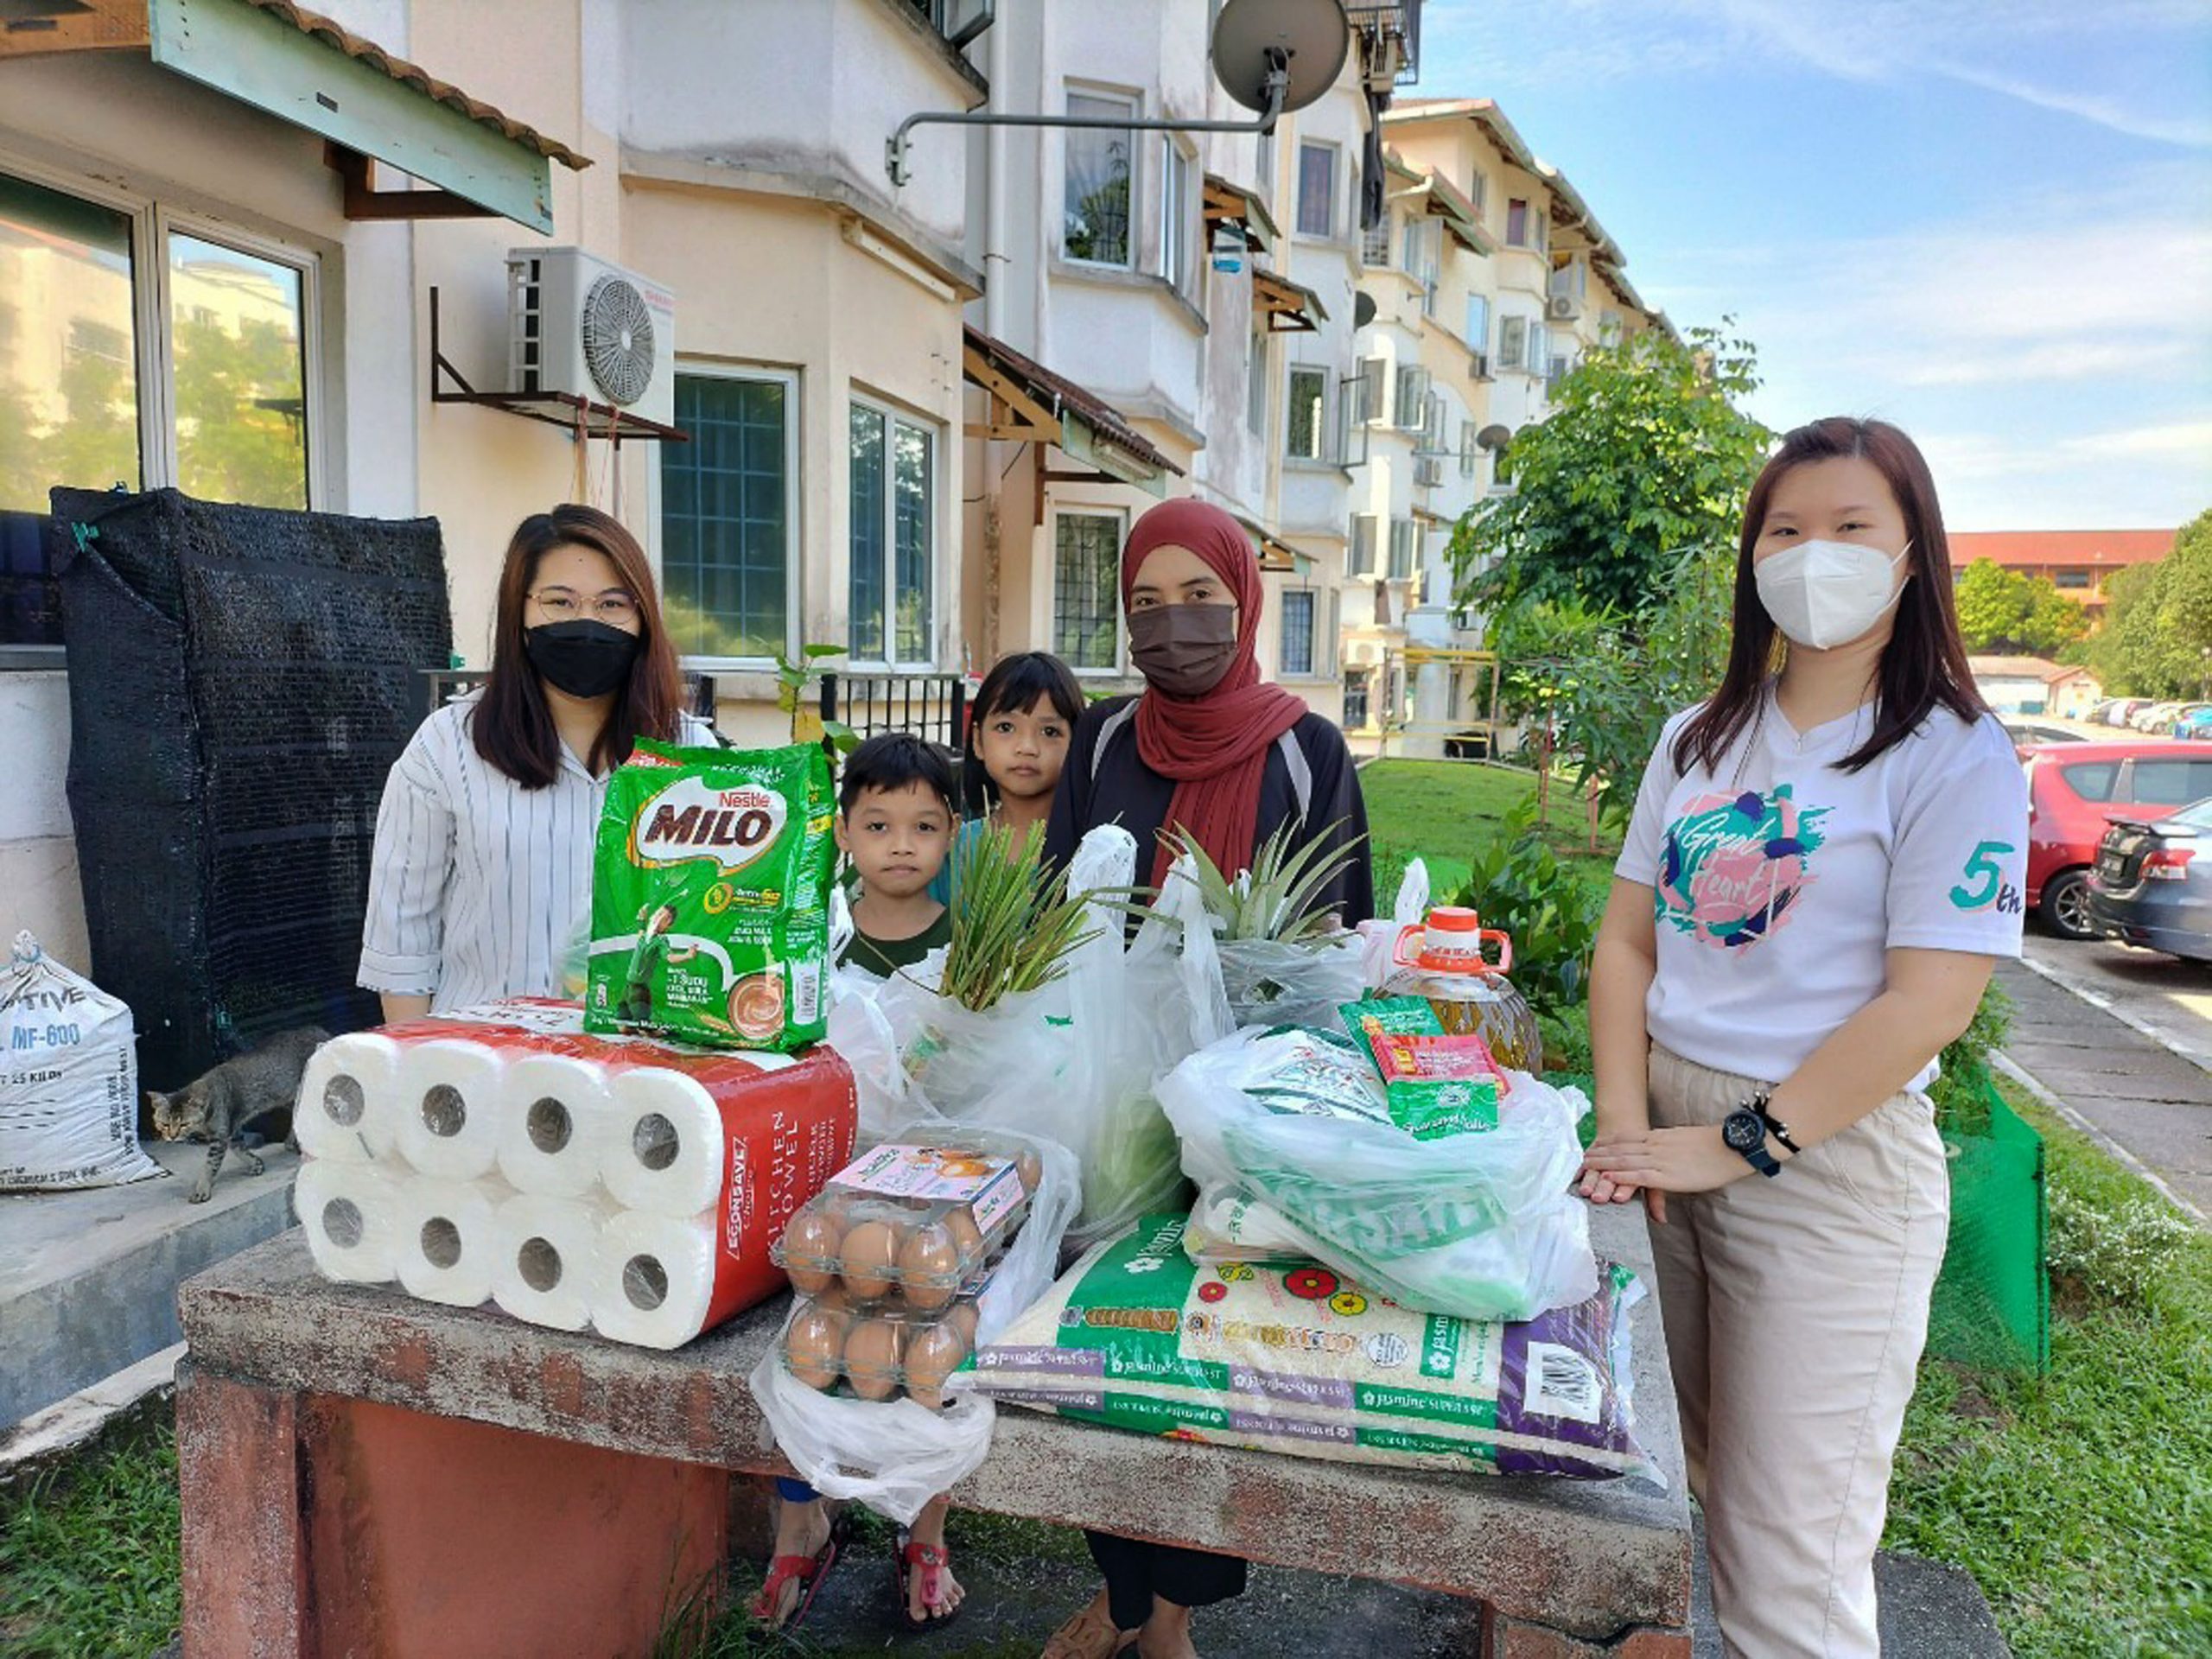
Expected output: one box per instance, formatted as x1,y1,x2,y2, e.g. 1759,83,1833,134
835,732,957,978
755,732,967,1633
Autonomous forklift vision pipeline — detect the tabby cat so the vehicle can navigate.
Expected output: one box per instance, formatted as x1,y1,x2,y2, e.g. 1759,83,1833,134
149,1026,328,1202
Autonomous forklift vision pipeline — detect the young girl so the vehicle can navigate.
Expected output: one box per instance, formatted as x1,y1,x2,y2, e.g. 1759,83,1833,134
1580,418,2028,1657
931,650,1084,903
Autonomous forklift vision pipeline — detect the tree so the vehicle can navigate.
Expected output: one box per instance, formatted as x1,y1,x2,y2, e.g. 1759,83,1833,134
1449,321,1770,617
2085,510,2212,696
1951,557,2089,656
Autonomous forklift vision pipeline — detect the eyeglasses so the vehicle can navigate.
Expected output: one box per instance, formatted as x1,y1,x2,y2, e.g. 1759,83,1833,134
530,587,640,626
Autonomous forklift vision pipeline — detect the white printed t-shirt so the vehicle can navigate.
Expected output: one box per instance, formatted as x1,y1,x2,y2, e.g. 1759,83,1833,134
1614,688,2028,1090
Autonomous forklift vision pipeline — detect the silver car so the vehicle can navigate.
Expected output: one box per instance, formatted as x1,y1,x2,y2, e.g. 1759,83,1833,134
2088,797,2212,962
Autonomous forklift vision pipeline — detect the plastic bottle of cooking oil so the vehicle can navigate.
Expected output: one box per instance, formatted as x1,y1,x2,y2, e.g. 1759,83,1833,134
1386,906,1544,1072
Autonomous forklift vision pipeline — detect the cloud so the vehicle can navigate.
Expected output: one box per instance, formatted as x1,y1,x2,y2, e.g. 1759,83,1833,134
1929,64,2212,149
2063,420,2212,462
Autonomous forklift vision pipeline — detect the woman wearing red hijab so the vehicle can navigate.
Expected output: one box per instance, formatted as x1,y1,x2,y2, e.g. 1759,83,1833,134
1041,497,1372,1659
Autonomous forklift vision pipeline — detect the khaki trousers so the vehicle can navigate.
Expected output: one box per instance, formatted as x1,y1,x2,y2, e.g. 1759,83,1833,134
1646,1046,1949,1658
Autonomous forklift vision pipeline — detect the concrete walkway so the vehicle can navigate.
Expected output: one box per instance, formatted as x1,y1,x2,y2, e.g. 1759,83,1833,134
1997,958,2212,1224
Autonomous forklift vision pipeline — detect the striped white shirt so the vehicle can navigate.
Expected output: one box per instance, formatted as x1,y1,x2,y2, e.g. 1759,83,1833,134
358,692,718,1013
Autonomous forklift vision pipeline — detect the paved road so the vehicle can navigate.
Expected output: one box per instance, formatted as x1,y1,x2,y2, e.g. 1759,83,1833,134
1999,932,2212,1223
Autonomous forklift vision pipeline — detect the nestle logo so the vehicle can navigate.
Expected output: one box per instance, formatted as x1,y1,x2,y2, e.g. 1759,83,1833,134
632,779,786,875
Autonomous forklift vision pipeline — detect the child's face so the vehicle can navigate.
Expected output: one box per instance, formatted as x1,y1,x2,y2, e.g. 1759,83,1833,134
836,782,953,899
974,696,1072,805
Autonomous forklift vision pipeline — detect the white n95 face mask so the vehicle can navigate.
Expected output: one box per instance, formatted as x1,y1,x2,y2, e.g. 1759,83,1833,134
1756,538,1911,650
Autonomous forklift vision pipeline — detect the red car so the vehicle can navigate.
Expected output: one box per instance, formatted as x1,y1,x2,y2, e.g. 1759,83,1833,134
2025,741,2212,938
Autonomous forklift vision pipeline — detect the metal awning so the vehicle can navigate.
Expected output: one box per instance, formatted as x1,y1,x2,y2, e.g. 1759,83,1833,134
1252,267,1327,334
962,324,1182,498
1203,173,1277,253
0,0,589,232
1255,528,1305,574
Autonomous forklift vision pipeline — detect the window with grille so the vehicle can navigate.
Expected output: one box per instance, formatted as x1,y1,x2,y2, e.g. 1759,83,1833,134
1389,518,1417,580
1054,512,1123,670
1065,89,1136,265
663,371,795,660
1361,215,1391,266
1280,589,1315,677
1393,364,1429,429
849,400,935,664
1344,669,1370,729
1287,366,1328,460
1498,315,1528,372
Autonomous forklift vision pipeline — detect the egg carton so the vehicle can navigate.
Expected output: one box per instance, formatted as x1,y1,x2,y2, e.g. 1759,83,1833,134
771,1133,1040,1305
778,1289,978,1408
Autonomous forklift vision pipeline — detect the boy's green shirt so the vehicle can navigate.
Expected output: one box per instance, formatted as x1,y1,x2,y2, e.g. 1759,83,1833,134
841,905,951,978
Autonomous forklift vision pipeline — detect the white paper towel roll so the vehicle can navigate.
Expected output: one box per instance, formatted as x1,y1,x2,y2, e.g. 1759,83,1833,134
495,1053,612,1198
598,1070,732,1217
392,1038,506,1180
392,1173,506,1306
490,1192,610,1332
295,1158,403,1283
588,1209,720,1349
294,1034,403,1163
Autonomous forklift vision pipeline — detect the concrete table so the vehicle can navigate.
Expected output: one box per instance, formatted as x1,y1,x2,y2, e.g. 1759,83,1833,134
175,1204,1691,1657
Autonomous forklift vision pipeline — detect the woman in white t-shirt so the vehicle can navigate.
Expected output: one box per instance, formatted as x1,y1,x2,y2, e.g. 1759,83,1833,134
1581,418,2027,1658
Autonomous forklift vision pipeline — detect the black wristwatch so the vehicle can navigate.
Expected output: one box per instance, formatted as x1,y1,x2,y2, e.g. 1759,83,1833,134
1747,1088,1802,1154
1721,1109,1782,1178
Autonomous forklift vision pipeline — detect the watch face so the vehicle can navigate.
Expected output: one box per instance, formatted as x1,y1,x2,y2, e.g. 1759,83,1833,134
1722,1111,1765,1154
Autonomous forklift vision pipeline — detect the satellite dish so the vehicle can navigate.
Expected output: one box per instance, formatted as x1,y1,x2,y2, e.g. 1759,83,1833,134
1477,423,1514,452
1211,0,1351,117
1353,292,1377,329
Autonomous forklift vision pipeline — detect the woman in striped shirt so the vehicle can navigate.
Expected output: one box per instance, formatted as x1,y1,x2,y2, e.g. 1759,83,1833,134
359,505,715,1020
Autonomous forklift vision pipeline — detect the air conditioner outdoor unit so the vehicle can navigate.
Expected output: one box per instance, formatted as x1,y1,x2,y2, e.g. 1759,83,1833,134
1414,456,1443,487
1546,295,1580,323
506,247,677,429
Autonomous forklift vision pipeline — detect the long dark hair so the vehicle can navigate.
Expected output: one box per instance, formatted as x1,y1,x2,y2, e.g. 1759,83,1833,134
1673,417,1985,777
473,505,684,787
961,651,1084,816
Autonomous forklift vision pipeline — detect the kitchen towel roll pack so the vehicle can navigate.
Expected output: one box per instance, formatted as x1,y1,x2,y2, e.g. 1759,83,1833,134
288,1000,859,1350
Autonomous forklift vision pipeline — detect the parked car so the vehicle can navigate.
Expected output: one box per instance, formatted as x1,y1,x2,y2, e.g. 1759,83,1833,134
2088,798,2212,962
2109,698,2153,728
2025,741,2212,938
2176,708,2212,740
2160,703,2212,735
2002,720,2088,754
2134,701,2187,732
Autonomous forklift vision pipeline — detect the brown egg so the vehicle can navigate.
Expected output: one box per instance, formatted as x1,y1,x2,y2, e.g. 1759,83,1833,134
904,1320,970,1409
944,1207,984,1262
842,1316,904,1402
781,1208,843,1296
898,1222,963,1311
783,1303,847,1390
1014,1150,1044,1195
839,1219,904,1300
943,1302,980,1346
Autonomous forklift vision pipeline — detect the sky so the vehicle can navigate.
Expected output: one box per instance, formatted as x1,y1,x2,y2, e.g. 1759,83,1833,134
1417,0,2212,531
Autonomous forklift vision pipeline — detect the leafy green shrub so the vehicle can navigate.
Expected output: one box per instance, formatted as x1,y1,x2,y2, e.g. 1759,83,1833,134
1930,979,2015,1131
1443,796,1605,1031
2045,1185,2196,1309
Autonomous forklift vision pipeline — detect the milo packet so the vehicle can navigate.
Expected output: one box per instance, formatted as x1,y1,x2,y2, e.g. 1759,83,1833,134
586,741,835,1051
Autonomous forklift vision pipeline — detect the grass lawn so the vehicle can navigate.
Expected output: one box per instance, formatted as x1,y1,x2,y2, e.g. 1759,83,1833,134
1359,758,1618,899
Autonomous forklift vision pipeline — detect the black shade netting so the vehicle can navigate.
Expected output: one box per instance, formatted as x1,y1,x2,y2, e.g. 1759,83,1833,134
50,486,450,1091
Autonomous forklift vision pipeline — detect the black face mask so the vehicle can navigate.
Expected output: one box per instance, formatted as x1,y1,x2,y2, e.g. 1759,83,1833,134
524,620,640,699
1127,602,1239,697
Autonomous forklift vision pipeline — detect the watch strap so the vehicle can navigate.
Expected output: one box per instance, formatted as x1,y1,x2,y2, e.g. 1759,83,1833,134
1747,1090,1801,1154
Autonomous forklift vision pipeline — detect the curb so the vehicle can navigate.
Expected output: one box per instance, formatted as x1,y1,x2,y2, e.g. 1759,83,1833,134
1993,1052,2208,1228
0,1343,183,1481
2018,951,2212,1079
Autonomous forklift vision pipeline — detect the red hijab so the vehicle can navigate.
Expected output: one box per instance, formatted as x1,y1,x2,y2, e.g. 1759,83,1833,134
1122,499,1308,887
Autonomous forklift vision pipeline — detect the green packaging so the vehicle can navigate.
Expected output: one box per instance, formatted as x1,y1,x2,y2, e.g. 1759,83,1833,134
1339,997,1499,1139
1339,995,1446,1049
585,740,836,1051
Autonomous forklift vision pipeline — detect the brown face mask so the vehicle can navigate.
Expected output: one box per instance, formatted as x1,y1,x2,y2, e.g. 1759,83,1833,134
1127,602,1238,697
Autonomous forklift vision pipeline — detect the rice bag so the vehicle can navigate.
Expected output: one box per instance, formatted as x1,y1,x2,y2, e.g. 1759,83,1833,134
961,1213,1656,1482
587,741,835,1051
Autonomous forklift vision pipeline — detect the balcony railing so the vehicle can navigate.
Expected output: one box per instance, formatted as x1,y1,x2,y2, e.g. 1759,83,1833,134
1347,2,1422,87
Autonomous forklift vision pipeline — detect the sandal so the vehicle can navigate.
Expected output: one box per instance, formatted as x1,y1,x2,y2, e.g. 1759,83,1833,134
895,1525,966,1632
1039,1600,1136,1658
748,1508,850,1631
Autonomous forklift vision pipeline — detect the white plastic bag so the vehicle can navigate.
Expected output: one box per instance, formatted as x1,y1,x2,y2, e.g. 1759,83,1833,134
1215,932,1368,1032
1158,1026,1596,1322
1356,857,1430,989
749,1121,1080,1522
1,931,162,1192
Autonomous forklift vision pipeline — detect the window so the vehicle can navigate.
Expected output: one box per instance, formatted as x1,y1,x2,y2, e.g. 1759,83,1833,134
1464,293,1491,354
1422,392,1447,454
1280,589,1315,677
1389,518,1417,580
1349,513,1376,577
1393,364,1430,429
660,371,793,660
1459,420,1478,479
1529,321,1548,378
1160,138,1192,290
1599,309,1624,347
2,167,318,654
1287,365,1328,460
1355,357,1385,423
2126,760,2212,807
1065,89,1136,265
1548,353,1571,395
1506,198,1531,247
1361,216,1391,267
1497,315,1528,372
1054,512,1122,670
849,400,935,664
2054,569,2092,590
1296,142,1336,238
2061,761,2118,803
1246,327,1270,437
1344,668,1371,728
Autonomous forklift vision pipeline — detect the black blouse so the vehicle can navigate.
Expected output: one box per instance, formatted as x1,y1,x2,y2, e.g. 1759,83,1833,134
1043,696,1375,925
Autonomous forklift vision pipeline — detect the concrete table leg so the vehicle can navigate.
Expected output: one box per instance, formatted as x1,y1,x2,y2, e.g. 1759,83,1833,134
1484,1608,1695,1656
177,1361,733,1656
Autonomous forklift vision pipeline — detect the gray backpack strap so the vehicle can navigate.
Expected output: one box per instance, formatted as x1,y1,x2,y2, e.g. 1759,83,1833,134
1276,728,1313,823
1090,699,1141,785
